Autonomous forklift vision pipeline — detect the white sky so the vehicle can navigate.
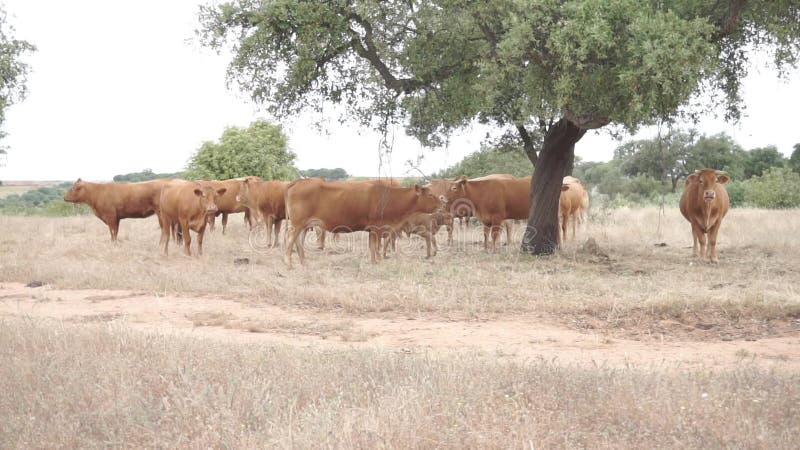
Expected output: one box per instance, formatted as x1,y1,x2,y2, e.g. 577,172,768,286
1,0,798,181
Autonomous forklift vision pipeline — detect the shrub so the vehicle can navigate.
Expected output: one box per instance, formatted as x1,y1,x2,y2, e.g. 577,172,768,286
742,167,800,208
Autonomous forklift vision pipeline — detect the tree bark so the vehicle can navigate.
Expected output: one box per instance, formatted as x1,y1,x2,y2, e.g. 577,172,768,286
521,118,586,255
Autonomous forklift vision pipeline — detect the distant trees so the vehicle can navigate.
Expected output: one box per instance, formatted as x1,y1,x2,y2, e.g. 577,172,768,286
433,146,533,179
185,120,297,181
113,169,183,182
300,168,349,180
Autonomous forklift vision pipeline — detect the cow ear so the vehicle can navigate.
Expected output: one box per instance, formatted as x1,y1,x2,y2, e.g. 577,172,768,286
456,176,467,187
414,184,422,195
77,178,82,182
194,188,203,197
716,174,729,184
685,173,698,186
217,188,227,196
561,184,570,191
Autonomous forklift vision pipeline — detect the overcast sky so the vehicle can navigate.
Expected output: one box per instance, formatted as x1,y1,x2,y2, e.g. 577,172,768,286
1,0,798,181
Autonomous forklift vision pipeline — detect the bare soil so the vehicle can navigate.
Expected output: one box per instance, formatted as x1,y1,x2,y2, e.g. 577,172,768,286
3,282,798,369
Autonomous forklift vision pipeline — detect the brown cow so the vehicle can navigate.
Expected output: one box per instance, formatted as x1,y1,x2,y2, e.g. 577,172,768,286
431,174,516,243
158,181,226,256
236,178,289,247
315,178,402,251
559,176,589,244
202,177,261,234
284,178,443,267
383,210,454,258
442,175,530,251
63,178,180,241
679,169,730,262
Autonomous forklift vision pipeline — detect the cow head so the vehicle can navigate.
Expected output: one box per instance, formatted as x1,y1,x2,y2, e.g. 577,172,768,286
194,186,227,213
235,179,253,207
414,184,444,212
63,178,86,202
687,169,729,202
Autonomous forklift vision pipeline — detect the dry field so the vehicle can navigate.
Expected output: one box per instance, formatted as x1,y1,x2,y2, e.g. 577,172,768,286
1,208,799,447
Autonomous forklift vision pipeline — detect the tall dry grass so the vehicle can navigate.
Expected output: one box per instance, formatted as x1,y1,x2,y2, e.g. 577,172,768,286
1,318,797,449
1,208,799,324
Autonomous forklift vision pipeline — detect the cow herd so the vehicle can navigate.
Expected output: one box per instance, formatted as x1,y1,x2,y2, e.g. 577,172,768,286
62,168,730,265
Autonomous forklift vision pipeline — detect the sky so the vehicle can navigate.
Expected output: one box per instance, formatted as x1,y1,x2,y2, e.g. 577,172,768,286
1,0,798,181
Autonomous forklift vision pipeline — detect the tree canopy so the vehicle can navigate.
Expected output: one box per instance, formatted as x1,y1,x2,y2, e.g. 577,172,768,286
434,146,536,179
185,119,297,180
0,8,35,142
113,169,184,182
300,167,349,179
198,0,800,253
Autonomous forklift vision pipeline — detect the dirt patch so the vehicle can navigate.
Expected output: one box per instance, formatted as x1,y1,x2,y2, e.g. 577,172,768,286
1,282,799,369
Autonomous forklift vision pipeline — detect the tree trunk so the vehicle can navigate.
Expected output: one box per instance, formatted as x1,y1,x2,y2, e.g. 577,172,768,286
521,118,586,255
565,150,575,176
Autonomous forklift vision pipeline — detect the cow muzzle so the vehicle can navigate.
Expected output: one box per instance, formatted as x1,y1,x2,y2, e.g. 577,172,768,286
206,205,219,212
703,190,716,202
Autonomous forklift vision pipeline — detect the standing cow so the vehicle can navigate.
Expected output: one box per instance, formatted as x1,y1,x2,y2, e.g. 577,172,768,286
202,177,261,234
283,178,443,267
158,181,226,256
63,178,180,241
679,169,730,263
235,178,289,248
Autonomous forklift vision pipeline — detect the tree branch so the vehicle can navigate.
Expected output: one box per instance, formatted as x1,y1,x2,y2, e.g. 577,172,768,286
516,124,538,166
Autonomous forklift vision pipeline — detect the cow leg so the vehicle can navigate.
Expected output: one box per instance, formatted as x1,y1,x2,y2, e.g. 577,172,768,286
560,212,569,246
690,222,705,258
108,217,120,242
265,215,275,248
316,226,326,250
504,220,513,245
571,213,577,241
197,225,206,256
368,230,380,263
159,219,170,256
273,218,283,248
244,209,253,229
181,220,192,256
707,222,722,263
447,223,453,246
284,224,303,267
490,224,501,253
221,213,229,235
482,225,490,250
382,231,392,259
423,231,435,258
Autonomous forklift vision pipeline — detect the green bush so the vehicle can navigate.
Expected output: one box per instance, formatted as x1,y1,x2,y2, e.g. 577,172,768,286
725,181,746,207
742,167,800,208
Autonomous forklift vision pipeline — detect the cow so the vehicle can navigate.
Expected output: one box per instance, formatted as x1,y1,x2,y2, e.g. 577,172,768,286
235,178,289,248
563,176,590,224
158,181,226,256
430,174,517,242
383,210,454,259
283,178,443,267
63,178,180,241
441,175,531,251
202,177,261,234
559,176,589,244
679,169,730,262
315,178,402,251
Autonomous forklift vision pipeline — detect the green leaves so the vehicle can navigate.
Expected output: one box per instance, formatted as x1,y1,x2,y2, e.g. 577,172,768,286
0,8,35,142
197,0,800,152
184,119,296,181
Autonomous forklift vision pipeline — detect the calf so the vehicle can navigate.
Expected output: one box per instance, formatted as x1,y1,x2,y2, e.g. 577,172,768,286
679,169,730,262
158,181,226,256
202,177,261,234
383,210,454,258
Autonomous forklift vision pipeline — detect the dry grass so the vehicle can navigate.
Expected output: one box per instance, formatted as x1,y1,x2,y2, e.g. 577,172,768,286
1,208,798,331
0,317,797,449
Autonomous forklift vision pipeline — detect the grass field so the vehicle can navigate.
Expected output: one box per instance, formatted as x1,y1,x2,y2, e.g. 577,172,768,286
1,208,799,447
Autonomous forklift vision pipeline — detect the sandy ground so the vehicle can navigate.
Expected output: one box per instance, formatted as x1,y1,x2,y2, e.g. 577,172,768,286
2,282,798,369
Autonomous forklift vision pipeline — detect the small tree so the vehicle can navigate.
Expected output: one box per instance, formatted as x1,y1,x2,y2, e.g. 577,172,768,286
185,119,296,180
301,168,349,180
743,168,800,208
434,146,533,179
743,146,786,179
0,9,35,143
787,143,800,174
614,129,695,192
